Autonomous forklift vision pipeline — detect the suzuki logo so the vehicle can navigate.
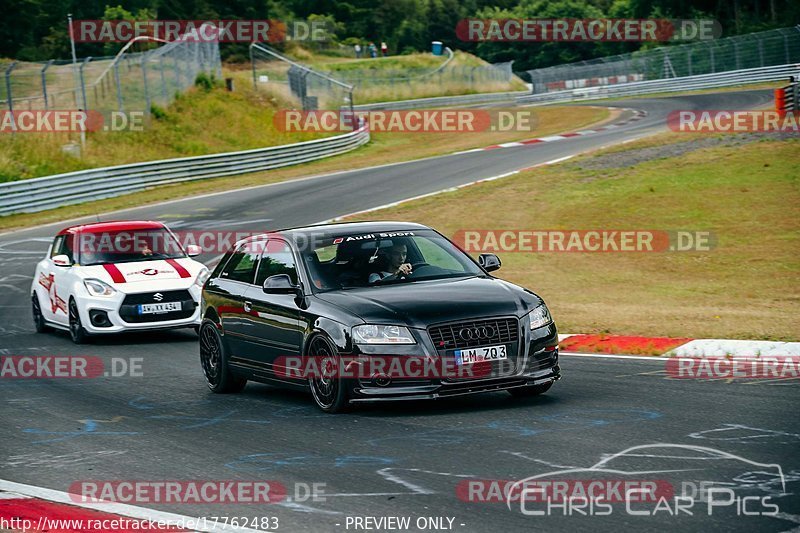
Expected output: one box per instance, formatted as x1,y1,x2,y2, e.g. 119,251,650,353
459,326,495,341
153,293,164,302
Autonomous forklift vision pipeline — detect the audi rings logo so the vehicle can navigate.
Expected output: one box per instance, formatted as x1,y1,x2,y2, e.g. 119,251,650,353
459,326,496,341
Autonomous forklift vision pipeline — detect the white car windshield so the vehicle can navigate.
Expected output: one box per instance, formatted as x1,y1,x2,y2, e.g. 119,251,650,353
77,228,186,265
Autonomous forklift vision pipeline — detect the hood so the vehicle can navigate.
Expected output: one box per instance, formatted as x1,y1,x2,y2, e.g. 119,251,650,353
315,276,543,328
79,258,203,287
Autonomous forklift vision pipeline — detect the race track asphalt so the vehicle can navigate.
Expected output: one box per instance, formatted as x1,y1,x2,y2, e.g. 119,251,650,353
2,89,797,532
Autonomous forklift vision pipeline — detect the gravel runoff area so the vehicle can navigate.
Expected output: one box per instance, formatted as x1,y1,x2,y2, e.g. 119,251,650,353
572,130,797,170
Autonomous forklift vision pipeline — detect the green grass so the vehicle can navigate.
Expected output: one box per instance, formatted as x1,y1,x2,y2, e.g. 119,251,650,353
0,105,612,231
0,80,330,182
248,49,526,105
345,133,800,341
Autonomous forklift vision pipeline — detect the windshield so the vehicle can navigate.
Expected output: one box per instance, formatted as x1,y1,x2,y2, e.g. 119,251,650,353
77,228,187,265
300,229,484,291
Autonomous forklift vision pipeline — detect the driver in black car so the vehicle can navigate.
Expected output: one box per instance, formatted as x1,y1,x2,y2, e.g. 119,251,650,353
368,242,413,283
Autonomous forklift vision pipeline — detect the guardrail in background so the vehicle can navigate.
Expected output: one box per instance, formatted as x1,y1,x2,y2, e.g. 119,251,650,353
516,64,800,105
0,126,369,216
526,26,800,94
775,76,799,116
4,61,794,217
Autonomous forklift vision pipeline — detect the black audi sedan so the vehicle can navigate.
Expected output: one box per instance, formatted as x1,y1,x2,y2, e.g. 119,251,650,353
199,222,560,412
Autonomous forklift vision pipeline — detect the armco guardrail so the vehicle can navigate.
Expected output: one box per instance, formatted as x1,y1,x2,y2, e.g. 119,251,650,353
775,77,799,115
0,126,369,216
516,64,800,105
354,91,528,111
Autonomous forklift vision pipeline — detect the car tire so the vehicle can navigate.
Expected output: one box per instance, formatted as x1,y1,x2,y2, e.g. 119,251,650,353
508,381,553,398
32,294,49,333
199,321,246,393
308,335,350,413
68,299,89,344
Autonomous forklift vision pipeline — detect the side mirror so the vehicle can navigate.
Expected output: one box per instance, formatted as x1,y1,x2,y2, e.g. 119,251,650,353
186,244,202,257
263,274,303,297
478,253,501,272
52,254,71,267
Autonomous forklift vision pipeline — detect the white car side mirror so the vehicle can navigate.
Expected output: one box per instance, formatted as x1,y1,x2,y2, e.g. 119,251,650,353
52,254,71,266
186,245,202,257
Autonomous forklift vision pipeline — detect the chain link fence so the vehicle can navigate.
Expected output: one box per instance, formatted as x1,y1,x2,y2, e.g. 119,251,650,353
527,26,800,93
250,43,354,112
1,36,221,116
250,43,520,107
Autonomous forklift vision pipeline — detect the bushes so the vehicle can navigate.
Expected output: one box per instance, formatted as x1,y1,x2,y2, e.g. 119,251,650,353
194,72,221,91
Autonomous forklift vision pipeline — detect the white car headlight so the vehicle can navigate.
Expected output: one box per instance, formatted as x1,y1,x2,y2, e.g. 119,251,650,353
352,324,416,344
194,267,210,287
528,304,552,330
84,278,117,297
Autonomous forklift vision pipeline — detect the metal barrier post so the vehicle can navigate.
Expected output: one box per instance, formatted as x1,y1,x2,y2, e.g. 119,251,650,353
4,61,17,132
114,60,124,112
159,56,168,104
41,60,53,109
79,57,91,111
250,43,257,90
173,55,183,90
141,54,151,113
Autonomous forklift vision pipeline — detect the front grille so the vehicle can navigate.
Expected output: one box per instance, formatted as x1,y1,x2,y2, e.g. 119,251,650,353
429,317,518,350
119,290,195,323
122,290,191,305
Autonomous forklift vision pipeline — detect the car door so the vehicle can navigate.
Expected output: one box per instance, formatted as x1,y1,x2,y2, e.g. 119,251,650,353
205,240,263,360
240,239,305,374
37,234,72,326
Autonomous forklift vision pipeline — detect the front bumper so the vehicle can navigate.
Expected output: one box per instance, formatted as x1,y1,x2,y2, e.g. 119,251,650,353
76,286,202,334
347,321,560,403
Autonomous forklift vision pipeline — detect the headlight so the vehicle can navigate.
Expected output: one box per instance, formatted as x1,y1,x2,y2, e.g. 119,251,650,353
528,304,552,330
194,267,210,287
84,278,116,297
352,324,416,344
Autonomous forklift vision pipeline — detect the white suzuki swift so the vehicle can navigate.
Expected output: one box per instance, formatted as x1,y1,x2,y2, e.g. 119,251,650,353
31,220,209,343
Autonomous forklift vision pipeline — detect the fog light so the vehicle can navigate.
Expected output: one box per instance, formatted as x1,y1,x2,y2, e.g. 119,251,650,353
89,310,112,327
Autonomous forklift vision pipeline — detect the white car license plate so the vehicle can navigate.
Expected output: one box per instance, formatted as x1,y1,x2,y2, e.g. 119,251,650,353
138,302,181,314
455,344,507,365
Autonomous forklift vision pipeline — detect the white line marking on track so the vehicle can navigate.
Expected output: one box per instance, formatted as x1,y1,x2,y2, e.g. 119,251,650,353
319,155,582,223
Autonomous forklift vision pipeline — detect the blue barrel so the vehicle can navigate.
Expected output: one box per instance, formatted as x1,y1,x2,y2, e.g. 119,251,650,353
431,41,443,56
